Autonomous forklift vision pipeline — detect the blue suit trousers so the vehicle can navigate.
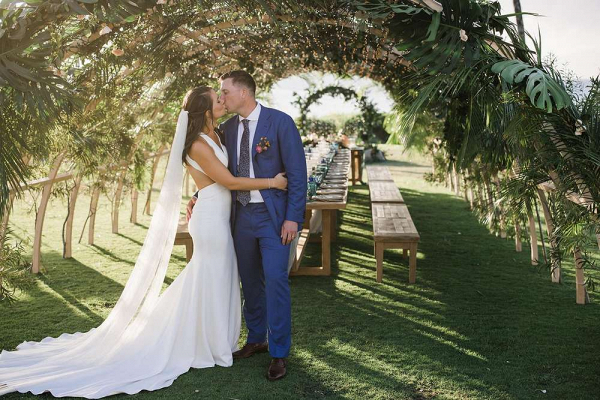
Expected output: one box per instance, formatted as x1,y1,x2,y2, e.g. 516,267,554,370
233,202,291,358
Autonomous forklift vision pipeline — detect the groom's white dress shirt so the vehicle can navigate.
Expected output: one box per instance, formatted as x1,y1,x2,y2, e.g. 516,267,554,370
237,102,264,203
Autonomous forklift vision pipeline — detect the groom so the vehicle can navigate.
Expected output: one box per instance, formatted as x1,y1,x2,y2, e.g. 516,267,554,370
187,70,307,380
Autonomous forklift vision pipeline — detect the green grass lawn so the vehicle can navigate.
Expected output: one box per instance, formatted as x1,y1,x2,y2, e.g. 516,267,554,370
1,145,600,399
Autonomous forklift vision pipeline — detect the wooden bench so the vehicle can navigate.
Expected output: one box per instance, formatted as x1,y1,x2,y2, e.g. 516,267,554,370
372,202,420,284
366,165,394,182
368,180,404,203
175,218,193,262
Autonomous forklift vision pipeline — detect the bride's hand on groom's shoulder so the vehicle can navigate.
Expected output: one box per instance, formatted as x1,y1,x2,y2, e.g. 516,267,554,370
273,172,287,190
186,197,197,222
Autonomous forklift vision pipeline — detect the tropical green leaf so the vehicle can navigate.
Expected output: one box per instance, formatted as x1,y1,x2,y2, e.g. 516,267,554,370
425,12,441,42
491,59,572,113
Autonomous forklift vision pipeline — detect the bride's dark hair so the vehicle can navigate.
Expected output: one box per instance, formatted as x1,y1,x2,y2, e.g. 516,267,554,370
181,86,214,165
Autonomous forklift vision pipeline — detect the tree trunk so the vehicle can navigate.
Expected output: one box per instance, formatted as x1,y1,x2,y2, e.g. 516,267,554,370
131,189,138,224
513,0,526,40
484,177,494,229
64,176,82,258
32,153,66,273
476,181,484,209
536,188,561,283
463,176,470,203
144,145,166,215
454,165,460,196
112,172,124,234
574,248,590,304
493,174,507,238
525,201,538,265
514,220,522,252
88,187,101,245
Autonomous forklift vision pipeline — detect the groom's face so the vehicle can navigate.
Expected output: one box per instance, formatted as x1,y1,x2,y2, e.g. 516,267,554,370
219,78,244,114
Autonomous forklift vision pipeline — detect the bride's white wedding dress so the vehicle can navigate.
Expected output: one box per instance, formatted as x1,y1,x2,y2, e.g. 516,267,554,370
0,112,241,398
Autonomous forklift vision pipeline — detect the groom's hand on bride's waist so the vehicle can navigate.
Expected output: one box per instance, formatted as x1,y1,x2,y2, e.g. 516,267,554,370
186,197,197,222
281,220,298,245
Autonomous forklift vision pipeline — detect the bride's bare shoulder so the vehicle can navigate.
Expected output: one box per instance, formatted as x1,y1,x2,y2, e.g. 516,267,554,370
189,137,216,159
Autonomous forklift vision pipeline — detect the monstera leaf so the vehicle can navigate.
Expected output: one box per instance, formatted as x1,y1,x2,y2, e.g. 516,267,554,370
491,59,572,113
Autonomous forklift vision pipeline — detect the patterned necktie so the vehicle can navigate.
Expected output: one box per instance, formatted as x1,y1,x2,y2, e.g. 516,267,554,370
237,119,251,206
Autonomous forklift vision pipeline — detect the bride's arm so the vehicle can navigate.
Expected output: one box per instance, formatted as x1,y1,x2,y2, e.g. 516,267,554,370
189,139,287,191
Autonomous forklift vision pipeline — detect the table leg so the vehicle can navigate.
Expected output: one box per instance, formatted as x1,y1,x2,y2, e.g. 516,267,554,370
351,153,358,185
357,154,363,183
409,243,417,284
375,242,384,283
303,209,312,229
322,210,332,275
331,210,338,242
185,240,193,262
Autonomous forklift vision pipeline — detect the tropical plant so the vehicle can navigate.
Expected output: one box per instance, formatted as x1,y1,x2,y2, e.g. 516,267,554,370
0,230,33,303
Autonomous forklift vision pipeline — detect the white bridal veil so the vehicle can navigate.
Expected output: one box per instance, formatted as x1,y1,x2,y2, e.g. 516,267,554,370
0,110,189,395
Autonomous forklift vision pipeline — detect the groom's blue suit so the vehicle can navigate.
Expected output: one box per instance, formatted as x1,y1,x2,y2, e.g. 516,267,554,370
220,105,307,358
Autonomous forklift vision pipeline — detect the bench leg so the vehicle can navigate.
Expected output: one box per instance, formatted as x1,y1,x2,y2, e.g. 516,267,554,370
402,248,408,259
185,240,193,262
375,242,384,283
408,243,417,284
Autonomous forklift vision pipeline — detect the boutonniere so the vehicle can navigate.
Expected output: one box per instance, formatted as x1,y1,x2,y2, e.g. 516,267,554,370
255,136,271,153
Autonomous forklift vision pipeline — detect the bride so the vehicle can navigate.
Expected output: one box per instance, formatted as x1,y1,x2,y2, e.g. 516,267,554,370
0,86,287,398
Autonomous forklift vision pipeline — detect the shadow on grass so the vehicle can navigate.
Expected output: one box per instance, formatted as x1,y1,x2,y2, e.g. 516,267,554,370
0,250,124,351
293,184,600,398
90,244,135,266
3,165,600,399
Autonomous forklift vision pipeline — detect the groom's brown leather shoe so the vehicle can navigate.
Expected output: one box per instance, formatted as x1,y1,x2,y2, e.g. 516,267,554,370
232,342,268,359
267,358,287,381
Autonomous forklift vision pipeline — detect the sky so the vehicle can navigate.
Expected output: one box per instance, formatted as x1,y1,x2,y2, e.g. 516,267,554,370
265,0,600,119
498,0,600,80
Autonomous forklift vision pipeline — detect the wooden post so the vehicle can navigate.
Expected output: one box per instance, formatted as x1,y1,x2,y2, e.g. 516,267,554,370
525,201,538,265
493,174,507,238
454,167,460,196
322,210,331,275
476,181,484,209
32,153,66,273
131,189,138,224
514,221,522,252
112,127,148,233
144,144,166,215
112,171,125,234
468,186,474,209
574,248,590,305
536,188,561,283
484,178,494,228
88,187,101,245
64,176,82,258
463,175,469,203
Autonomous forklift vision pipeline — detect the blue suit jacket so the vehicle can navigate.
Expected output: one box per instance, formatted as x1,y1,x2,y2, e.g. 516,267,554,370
220,105,307,232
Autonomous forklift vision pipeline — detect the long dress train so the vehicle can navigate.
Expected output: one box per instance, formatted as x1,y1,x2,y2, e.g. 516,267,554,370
0,132,240,398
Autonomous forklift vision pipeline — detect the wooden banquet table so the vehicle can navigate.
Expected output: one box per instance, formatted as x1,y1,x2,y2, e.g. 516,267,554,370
176,148,350,277
289,149,350,276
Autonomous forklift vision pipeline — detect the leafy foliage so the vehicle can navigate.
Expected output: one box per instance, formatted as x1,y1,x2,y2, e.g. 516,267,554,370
0,230,33,303
491,59,572,113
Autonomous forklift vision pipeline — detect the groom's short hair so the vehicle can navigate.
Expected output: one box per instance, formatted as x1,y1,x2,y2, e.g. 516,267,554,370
220,70,256,97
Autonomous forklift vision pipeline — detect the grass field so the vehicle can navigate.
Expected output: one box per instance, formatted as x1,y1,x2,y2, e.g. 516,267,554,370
1,145,599,399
